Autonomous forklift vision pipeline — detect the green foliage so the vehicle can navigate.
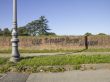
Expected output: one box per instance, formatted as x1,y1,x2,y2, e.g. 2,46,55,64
3,28,11,36
25,16,54,36
0,65,10,73
84,32,92,36
18,27,29,36
18,55,110,66
26,20,39,36
97,33,107,36
37,16,50,35
0,58,7,65
85,48,110,52
45,32,56,36
1,48,110,53
1,54,110,73
0,28,3,36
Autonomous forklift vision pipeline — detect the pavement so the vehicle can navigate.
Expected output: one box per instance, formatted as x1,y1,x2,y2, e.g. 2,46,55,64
1,70,110,82
0,73,29,82
1,52,110,58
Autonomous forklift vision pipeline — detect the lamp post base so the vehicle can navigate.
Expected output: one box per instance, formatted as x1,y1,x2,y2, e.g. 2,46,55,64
10,38,20,62
10,57,20,62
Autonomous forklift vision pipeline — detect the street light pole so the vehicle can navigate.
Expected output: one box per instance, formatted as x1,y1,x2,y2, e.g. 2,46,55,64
10,0,20,62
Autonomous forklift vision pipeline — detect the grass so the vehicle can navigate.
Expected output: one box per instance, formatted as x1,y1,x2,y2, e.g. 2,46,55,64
0,48,110,53
85,48,110,52
0,58,8,65
0,48,86,53
18,55,110,66
0,54,110,73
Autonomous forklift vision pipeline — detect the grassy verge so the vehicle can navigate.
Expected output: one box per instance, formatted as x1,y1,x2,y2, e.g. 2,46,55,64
0,54,110,73
0,49,75,53
85,48,110,52
0,58,8,65
0,48,110,53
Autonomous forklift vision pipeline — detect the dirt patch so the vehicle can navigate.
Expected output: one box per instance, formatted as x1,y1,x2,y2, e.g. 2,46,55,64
29,64,110,73
80,64,110,70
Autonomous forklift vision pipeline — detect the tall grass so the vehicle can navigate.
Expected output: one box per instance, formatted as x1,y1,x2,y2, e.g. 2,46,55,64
0,54,110,73
18,55,110,66
0,58,7,65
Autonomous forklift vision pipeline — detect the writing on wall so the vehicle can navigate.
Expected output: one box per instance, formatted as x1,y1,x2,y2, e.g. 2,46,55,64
32,37,82,45
0,36,110,50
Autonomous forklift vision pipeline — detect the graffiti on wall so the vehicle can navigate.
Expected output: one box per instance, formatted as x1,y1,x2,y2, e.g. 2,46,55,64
31,37,98,46
32,37,82,45
0,36,106,50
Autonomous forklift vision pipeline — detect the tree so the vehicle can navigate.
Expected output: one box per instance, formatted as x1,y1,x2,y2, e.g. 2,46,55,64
26,16,51,36
0,28,3,36
46,32,56,36
97,33,107,36
3,28,11,36
26,20,39,36
18,27,28,36
37,16,50,35
84,32,92,36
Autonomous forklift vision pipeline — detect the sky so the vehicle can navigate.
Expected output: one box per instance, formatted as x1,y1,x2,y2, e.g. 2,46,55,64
0,0,110,35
